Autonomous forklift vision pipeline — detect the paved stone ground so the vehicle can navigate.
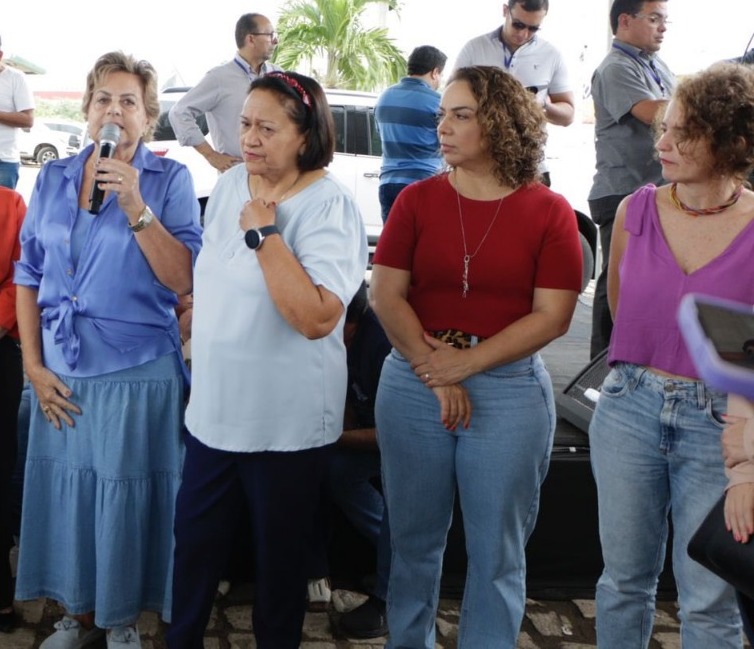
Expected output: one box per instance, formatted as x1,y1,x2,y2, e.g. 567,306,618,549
0,585,690,649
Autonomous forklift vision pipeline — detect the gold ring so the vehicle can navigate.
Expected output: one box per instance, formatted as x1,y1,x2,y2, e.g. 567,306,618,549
42,405,51,413
118,175,124,183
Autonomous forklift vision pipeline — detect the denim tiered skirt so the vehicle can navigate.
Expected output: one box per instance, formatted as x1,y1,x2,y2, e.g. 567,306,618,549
15,353,184,628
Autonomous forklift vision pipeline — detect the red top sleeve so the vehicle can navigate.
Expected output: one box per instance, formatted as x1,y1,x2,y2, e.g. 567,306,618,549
0,187,27,339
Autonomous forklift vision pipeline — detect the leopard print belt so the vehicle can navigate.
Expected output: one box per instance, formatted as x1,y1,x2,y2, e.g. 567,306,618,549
429,329,487,350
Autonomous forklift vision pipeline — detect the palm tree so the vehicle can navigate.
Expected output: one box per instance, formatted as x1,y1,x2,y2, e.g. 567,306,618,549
273,0,407,91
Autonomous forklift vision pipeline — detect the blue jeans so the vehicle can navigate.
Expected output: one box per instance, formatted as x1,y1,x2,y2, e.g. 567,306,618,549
0,161,20,190
376,351,555,649
378,183,407,223
328,449,390,600
590,363,742,648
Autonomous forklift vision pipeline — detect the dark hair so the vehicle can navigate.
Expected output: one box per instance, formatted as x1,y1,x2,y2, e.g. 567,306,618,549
346,281,369,323
82,51,160,142
249,71,335,171
508,0,549,12
448,66,546,187
235,13,264,48
407,46,447,76
669,62,754,181
609,0,666,34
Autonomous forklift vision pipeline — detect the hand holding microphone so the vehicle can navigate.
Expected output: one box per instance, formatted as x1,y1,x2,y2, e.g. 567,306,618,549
88,123,121,214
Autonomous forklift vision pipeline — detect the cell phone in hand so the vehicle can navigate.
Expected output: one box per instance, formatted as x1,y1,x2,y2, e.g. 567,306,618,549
678,293,754,399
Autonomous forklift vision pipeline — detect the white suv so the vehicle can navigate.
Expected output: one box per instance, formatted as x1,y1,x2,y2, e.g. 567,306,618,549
19,119,85,165
147,87,383,255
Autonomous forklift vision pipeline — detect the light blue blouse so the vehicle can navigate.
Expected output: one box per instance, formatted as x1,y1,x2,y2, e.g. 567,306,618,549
15,143,202,377
186,165,368,452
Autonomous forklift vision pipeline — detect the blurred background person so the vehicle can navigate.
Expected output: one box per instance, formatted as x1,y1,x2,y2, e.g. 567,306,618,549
322,281,392,639
589,61,754,647
13,51,201,648
0,34,34,189
169,13,281,173
374,45,447,222
167,71,367,649
370,65,582,648
0,186,25,633
454,0,575,186
588,0,675,358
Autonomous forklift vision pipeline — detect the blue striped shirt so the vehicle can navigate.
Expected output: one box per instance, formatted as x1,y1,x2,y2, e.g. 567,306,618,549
374,77,443,186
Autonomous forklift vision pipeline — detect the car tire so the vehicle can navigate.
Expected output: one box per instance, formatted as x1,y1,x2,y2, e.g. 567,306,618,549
35,145,59,165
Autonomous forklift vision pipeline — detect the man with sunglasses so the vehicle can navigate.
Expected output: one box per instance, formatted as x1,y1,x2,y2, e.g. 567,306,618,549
454,1,574,188
169,13,281,173
455,1,575,139
588,0,675,359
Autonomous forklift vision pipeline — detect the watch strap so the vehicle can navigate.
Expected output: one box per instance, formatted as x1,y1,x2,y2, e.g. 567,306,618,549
245,225,280,250
129,206,155,232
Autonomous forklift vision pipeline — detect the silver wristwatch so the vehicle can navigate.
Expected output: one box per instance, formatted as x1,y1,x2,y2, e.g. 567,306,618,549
129,205,155,233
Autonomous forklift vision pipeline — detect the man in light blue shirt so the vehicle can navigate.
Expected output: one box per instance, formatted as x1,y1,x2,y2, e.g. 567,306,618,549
169,13,281,173
374,45,447,223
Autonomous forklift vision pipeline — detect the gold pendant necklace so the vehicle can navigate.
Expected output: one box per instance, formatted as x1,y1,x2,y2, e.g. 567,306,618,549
250,173,302,205
454,171,505,298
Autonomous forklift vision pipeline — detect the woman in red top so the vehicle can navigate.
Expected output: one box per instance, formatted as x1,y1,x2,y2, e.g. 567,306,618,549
370,66,583,648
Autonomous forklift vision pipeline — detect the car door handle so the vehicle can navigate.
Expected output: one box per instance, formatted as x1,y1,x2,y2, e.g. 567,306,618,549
363,172,379,178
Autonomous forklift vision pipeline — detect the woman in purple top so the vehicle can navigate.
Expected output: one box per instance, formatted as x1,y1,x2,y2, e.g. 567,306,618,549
13,52,201,649
589,62,754,648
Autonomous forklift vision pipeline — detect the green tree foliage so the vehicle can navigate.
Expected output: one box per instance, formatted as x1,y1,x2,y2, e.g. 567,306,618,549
34,99,84,121
273,0,407,91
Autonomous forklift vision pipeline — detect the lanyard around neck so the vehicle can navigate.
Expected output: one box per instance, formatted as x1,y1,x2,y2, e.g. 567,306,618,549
612,43,667,95
234,57,256,83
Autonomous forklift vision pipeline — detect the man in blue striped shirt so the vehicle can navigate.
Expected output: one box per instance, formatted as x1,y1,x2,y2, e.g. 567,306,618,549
374,45,447,223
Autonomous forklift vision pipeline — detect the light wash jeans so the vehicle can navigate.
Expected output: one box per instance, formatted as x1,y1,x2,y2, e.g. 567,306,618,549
590,362,742,648
376,350,555,649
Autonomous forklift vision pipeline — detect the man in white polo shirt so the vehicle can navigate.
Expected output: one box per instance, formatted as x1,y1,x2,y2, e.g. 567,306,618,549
455,1,575,182
0,35,34,190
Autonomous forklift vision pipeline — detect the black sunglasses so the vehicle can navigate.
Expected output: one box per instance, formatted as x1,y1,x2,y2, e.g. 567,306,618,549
510,15,541,33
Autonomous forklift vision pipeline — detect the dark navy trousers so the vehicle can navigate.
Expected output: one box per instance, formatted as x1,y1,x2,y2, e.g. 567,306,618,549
167,431,331,649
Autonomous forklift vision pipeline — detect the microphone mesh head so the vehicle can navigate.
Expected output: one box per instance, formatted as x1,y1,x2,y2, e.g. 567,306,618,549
99,123,121,145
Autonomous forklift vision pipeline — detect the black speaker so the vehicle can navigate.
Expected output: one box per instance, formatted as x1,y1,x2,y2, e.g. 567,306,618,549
555,349,610,433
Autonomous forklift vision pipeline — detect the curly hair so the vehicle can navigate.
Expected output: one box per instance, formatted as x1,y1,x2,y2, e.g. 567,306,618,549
81,51,160,142
670,62,754,181
447,66,547,187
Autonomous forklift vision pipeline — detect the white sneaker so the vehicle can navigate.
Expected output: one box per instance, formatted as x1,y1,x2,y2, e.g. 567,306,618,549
216,579,231,598
40,616,105,649
307,577,332,612
107,625,141,648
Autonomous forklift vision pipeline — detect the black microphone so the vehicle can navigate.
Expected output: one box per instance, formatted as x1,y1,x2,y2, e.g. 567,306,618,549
88,123,121,215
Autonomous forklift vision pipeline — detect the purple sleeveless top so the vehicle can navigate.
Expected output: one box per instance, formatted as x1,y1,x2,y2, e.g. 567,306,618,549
608,184,754,378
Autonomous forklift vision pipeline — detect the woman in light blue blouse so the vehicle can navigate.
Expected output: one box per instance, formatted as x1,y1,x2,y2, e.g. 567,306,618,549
167,71,367,649
13,52,201,649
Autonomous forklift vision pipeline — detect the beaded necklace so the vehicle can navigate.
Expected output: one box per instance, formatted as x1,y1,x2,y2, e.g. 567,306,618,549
670,182,744,217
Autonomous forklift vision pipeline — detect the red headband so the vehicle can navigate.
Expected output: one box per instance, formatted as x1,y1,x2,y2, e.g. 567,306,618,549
267,72,312,108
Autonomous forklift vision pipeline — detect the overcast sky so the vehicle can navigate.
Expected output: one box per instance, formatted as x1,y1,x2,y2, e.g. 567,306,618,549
4,1,753,99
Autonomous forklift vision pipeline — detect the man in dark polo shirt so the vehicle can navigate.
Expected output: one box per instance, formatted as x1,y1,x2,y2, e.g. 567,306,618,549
588,0,676,358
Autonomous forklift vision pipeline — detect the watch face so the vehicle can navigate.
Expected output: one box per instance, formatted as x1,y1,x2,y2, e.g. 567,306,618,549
244,229,262,249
